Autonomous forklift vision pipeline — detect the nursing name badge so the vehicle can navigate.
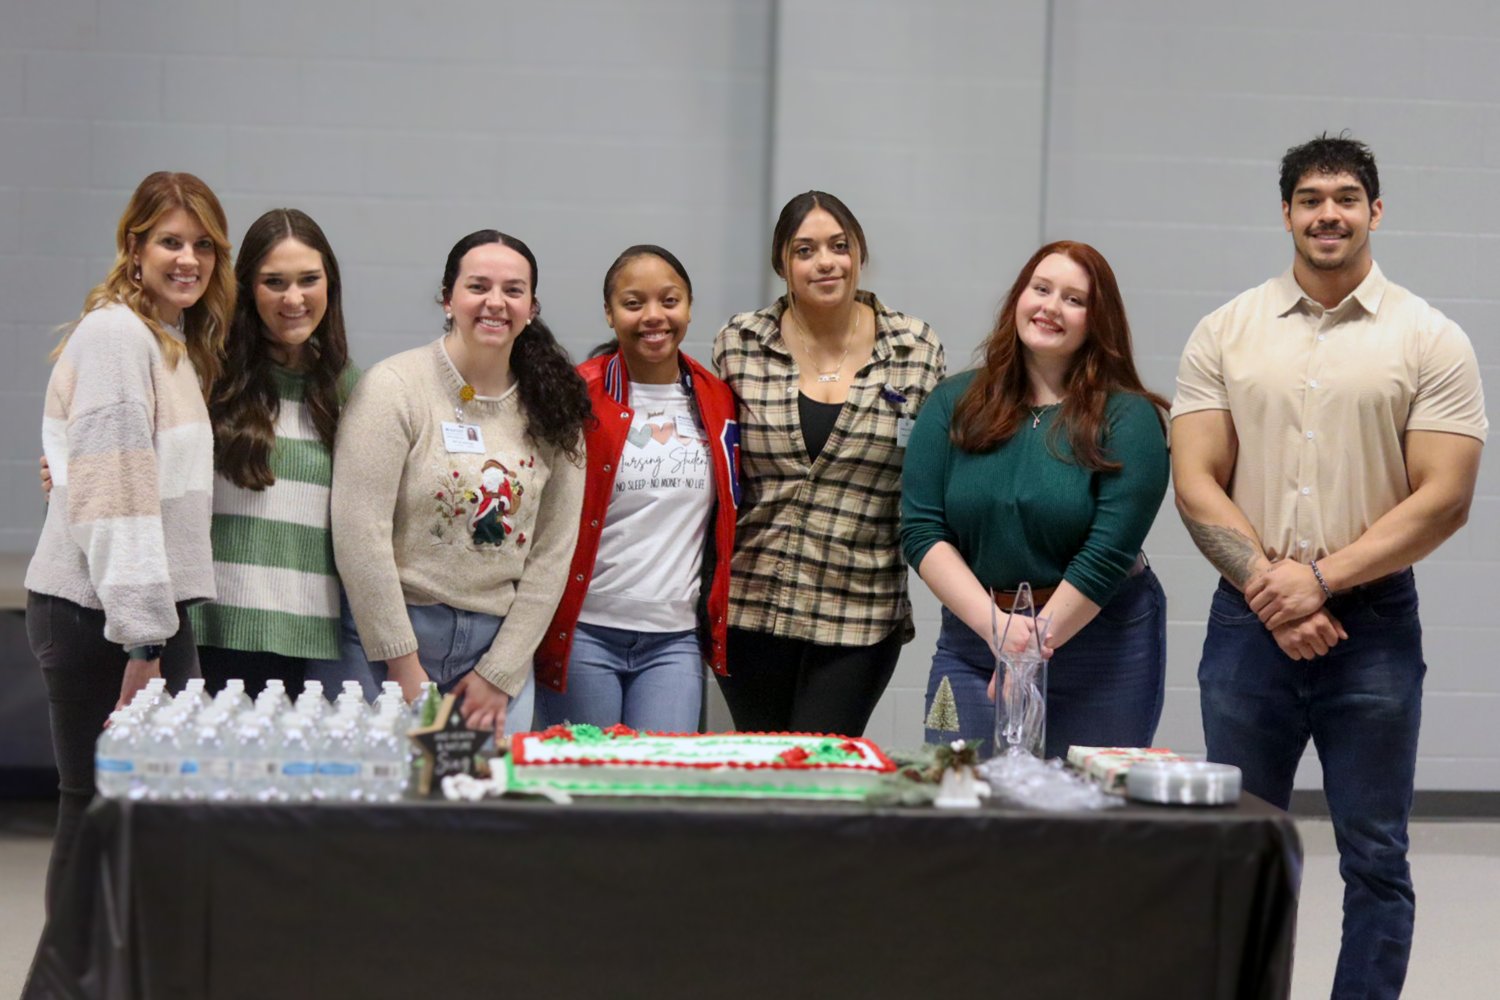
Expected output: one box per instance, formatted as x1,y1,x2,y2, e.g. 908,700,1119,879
674,413,705,441
442,422,485,453
896,415,914,448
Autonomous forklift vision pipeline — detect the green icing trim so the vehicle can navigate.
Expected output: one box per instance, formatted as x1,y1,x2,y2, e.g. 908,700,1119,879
510,777,874,799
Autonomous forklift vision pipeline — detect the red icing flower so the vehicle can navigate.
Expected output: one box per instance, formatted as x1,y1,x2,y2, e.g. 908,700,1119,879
539,725,575,742
602,724,636,738
778,747,811,766
452,471,460,478
435,491,445,499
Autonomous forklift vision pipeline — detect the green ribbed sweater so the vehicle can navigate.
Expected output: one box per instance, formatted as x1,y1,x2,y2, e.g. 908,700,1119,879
188,366,359,659
900,370,1169,606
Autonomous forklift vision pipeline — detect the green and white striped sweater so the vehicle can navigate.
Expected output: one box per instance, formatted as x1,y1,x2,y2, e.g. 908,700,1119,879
189,366,359,659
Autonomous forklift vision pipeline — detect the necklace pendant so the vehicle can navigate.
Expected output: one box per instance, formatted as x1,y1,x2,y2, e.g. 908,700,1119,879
1031,413,1042,429
816,372,841,383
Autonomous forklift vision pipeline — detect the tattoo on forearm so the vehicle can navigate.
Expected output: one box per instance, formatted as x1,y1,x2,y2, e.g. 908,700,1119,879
1183,517,1261,587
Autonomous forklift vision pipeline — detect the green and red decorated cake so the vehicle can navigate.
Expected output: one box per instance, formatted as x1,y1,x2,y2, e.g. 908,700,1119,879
505,724,897,800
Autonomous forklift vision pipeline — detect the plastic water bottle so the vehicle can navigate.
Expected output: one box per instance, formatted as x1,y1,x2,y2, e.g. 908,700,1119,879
140,708,186,800
362,709,410,802
183,677,211,709
295,682,328,720
95,712,139,799
218,678,253,714
257,678,293,716
184,711,232,802
231,713,278,801
316,715,363,801
274,712,320,802
335,681,368,716
373,681,406,717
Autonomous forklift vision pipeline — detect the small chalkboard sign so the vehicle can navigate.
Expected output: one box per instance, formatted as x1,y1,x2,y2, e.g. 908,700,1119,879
408,693,491,796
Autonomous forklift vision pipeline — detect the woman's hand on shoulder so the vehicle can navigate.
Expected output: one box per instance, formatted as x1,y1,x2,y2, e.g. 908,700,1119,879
451,670,511,740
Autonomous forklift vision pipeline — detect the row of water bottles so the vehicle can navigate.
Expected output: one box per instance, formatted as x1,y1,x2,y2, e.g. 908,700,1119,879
96,676,431,803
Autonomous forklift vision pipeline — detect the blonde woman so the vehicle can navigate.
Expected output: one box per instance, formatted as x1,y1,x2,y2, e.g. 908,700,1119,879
25,171,233,915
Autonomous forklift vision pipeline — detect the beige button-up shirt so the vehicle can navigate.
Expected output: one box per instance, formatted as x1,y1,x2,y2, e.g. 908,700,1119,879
1173,263,1486,561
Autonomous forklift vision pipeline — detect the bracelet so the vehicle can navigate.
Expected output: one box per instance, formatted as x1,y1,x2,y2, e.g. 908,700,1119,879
1309,560,1333,601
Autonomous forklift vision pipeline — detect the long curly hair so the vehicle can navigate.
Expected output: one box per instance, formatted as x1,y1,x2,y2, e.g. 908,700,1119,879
212,209,350,490
950,240,1168,471
440,230,588,461
57,171,234,395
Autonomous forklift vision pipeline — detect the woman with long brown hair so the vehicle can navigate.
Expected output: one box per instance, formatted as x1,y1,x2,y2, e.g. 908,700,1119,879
901,240,1170,757
712,191,945,736
189,208,360,698
25,171,233,915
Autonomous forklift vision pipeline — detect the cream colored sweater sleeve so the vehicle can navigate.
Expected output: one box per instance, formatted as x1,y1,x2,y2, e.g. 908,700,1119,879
331,362,421,662
473,436,585,696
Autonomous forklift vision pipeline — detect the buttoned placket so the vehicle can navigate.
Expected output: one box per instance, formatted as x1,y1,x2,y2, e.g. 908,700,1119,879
1292,299,1343,559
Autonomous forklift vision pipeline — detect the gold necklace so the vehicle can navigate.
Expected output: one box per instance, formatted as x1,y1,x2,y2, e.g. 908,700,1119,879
790,304,857,383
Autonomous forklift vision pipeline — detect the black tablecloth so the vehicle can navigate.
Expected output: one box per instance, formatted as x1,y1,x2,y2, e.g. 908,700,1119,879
31,793,1300,1000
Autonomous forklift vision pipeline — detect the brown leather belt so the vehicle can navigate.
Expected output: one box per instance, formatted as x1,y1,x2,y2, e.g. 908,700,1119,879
994,586,1056,611
993,554,1148,612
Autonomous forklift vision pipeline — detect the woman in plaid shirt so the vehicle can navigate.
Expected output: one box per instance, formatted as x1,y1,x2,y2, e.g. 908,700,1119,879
711,192,945,736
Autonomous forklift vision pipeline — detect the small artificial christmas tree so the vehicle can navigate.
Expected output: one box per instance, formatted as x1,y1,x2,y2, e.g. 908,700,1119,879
924,676,961,742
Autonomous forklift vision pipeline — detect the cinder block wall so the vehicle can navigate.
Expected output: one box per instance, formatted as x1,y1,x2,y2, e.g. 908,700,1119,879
3,0,1494,789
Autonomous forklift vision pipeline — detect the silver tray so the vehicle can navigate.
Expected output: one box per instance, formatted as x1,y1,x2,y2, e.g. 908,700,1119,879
1125,760,1241,806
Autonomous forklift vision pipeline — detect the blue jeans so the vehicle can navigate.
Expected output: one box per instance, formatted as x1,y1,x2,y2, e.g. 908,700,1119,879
534,623,704,733
1198,570,1423,1000
309,600,535,737
923,567,1166,759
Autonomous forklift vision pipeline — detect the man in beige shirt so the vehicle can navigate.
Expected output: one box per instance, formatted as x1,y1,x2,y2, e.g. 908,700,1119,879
1172,134,1485,1000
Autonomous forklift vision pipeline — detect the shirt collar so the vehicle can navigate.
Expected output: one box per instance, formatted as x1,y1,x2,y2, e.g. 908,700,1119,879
603,350,693,407
1273,261,1388,318
745,290,914,362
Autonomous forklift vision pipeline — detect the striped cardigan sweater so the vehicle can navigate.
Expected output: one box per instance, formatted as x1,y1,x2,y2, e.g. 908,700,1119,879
26,303,216,647
188,365,359,660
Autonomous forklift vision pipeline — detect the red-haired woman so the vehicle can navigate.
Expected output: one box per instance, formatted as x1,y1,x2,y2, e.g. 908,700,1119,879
901,241,1169,758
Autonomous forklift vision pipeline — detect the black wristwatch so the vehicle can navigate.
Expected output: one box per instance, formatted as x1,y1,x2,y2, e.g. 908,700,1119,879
126,644,165,662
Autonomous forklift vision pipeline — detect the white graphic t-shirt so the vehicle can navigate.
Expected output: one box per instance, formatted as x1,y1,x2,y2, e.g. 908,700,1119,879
578,381,715,633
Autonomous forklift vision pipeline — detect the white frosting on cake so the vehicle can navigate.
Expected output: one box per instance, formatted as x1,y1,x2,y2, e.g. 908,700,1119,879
507,730,897,800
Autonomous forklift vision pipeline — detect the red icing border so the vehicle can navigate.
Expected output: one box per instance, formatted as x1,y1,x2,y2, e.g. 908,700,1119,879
510,729,898,773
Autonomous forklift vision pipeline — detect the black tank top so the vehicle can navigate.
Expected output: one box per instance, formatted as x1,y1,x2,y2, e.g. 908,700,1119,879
798,392,845,461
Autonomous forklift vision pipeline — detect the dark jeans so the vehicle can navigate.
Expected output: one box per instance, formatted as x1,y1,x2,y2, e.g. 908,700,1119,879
197,645,306,700
716,626,903,737
1198,569,1423,1000
25,592,200,918
923,567,1167,758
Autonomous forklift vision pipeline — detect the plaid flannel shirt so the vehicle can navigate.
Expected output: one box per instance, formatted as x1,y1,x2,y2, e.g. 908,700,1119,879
711,291,946,647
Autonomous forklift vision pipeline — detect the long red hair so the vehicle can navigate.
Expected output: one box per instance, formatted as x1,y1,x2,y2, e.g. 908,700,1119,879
950,240,1167,470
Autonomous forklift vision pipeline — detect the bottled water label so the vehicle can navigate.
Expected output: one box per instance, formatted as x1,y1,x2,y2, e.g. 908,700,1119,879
234,759,279,781
205,759,231,781
142,759,174,781
96,757,133,774
366,762,403,781
317,762,360,777
180,761,199,776
281,762,316,778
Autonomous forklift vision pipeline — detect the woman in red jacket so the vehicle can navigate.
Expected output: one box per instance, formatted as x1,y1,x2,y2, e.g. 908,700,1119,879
534,245,739,732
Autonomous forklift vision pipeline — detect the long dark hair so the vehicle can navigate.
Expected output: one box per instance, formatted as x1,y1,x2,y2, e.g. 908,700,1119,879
440,230,588,461
951,240,1167,471
213,209,350,490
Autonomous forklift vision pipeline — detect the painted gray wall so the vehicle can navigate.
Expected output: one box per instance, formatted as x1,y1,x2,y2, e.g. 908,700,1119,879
2,0,1493,789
